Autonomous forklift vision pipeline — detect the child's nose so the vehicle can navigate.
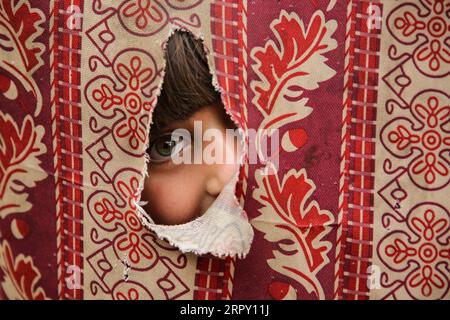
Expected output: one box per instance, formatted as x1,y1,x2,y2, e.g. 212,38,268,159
205,175,224,198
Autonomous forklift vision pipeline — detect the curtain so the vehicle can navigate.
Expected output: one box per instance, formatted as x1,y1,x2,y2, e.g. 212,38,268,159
0,0,448,300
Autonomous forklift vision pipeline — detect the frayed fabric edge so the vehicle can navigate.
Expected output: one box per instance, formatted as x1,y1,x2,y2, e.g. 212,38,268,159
134,26,253,260
134,197,254,260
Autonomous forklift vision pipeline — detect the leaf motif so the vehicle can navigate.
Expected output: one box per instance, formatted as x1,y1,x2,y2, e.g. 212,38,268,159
0,0,45,72
0,111,47,219
0,240,47,300
250,10,337,130
252,164,334,298
0,0,45,115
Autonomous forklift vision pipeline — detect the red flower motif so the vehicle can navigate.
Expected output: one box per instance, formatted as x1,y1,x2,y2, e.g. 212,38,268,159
117,176,140,210
118,0,168,36
122,0,164,30
116,116,147,150
385,238,417,264
86,51,156,154
378,203,449,299
116,232,154,264
117,56,153,91
381,90,450,189
387,0,450,76
93,176,142,230
89,173,157,269
94,198,124,224
92,84,122,112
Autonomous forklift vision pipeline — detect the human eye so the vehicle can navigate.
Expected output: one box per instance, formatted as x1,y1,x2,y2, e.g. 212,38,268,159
147,131,190,164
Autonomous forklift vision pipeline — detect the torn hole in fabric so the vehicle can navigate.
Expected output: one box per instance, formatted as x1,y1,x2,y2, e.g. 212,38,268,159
133,27,254,259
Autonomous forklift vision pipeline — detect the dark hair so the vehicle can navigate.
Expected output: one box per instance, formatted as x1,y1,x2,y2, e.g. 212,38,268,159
151,30,223,132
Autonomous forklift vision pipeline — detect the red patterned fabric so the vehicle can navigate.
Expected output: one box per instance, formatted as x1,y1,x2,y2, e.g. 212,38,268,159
0,0,448,300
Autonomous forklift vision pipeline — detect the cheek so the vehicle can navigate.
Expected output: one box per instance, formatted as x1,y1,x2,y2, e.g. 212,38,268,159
221,136,241,179
144,170,204,224
218,162,239,186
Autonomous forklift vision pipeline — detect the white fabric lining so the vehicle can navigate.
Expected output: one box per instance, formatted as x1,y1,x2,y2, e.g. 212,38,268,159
134,173,254,259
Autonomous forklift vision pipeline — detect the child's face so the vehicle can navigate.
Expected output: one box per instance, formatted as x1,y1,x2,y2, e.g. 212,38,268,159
142,104,241,225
